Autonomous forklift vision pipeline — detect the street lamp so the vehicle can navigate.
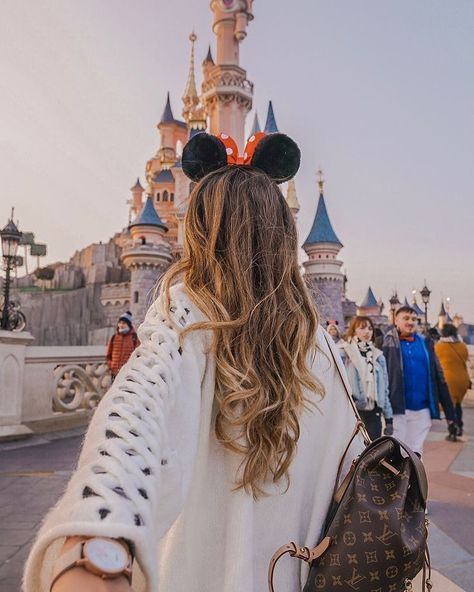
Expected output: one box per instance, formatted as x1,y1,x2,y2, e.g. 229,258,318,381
389,292,400,325
1,209,22,330
420,283,431,328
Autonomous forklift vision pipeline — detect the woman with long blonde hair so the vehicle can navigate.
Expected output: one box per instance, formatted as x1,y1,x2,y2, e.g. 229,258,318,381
24,132,361,592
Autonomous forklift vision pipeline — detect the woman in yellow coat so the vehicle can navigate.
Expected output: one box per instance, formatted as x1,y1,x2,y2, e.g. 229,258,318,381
435,324,471,436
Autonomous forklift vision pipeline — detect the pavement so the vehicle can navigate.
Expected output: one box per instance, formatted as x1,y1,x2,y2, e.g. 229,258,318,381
0,406,473,592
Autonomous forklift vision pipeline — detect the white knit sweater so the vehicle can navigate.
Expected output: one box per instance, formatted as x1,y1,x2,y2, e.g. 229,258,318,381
23,284,362,592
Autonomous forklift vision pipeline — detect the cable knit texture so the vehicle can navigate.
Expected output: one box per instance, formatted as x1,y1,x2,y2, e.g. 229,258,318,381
23,284,362,592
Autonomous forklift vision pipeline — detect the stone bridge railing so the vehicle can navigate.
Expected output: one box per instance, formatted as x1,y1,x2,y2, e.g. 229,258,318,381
1,330,114,439
22,345,112,422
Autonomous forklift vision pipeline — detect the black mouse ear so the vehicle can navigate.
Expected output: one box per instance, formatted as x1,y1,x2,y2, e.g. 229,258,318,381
250,133,301,183
181,133,228,182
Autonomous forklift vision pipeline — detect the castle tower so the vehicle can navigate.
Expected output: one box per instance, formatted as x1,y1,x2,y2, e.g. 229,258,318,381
128,178,144,220
202,0,254,149
121,197,172,324
437,301,452,329
286,178,300,223
357,287,380,317
248,111,260,137
155,92,188,168
411,291,425,319
302,171,345,327
143,93,189,249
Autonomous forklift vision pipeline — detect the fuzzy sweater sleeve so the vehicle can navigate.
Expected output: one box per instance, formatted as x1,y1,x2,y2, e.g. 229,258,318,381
23,287,206,592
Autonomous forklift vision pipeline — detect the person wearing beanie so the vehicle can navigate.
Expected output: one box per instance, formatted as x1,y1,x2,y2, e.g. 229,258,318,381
326,320,342,344
106,311,140,379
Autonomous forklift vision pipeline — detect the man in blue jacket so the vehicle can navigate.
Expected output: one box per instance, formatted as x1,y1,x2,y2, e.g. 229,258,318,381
383,306,456,455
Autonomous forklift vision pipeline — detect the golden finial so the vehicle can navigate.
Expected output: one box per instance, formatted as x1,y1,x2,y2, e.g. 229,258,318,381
182,31,199,107
317,169,324,194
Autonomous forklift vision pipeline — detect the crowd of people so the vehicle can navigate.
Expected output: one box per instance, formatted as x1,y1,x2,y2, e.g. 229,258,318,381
328,306,471,455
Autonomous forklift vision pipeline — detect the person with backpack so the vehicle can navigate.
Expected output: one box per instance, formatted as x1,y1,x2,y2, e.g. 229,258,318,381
106,311,140,380
23,132,365,592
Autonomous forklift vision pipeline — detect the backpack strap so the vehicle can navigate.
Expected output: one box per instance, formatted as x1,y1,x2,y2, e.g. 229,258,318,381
324,333,371,446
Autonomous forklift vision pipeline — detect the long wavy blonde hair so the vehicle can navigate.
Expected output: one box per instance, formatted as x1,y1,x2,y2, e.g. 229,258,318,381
160,165,324,497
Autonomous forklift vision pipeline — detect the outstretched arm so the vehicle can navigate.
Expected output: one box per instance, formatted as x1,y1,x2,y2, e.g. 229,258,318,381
24,288,206,592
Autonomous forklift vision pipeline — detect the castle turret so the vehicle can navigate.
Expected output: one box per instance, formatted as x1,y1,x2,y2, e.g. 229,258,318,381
302,172,345,327
358,287,379,316
437,300,453,329
128,178,144,220
264,100,278,133
202,45,215,79
202,0,254,149
156,92,188,169
249,112,261,138
286,178,300,222
411,291,425,318
121,197,172,323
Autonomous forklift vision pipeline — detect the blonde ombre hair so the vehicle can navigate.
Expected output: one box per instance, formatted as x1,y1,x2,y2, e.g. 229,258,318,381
160,165,324,497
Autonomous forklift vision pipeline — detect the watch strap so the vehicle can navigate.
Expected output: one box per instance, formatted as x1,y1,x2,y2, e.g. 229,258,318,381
50,541,84,591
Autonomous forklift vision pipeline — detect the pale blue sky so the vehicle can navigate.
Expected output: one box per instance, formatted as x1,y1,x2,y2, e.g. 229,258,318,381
1,1,473,322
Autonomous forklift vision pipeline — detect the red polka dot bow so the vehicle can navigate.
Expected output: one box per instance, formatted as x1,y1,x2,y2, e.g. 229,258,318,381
217,132,267,165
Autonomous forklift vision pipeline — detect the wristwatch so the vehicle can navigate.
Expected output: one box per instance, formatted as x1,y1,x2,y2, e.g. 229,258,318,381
50,537,133,590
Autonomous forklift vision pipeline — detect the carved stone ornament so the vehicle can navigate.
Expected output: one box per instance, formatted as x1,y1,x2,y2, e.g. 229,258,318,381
53,362,112,412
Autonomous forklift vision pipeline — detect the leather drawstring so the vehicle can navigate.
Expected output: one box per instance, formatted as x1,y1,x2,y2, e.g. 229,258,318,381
267,537,331,592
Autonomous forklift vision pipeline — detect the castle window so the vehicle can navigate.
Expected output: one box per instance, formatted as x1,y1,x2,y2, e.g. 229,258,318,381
140,236,146,245
163,190,169,202
170,192,174,202
156,192,160,202
134,291,139,304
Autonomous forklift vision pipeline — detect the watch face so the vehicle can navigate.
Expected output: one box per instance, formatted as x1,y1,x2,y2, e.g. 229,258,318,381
84,538,128,573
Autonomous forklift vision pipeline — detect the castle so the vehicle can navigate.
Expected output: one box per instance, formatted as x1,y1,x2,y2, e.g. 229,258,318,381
12,0,359,345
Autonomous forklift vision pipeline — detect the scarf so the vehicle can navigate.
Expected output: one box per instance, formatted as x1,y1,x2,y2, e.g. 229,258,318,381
356,338,375,376
345,339,376,410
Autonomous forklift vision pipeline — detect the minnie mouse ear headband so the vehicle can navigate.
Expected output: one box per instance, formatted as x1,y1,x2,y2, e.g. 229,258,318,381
181,131,301,184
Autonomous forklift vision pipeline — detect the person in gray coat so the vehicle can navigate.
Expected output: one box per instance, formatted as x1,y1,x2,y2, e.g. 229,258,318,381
340,315,393,440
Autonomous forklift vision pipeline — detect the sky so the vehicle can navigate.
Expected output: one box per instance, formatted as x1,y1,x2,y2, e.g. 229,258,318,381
1,0,473,324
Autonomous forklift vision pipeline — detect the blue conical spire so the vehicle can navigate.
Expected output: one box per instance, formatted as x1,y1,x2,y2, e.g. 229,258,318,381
264,101,278,133
249,112,261,137
130,196,168,231
160,92,174,124
360,287,378,308
303,193,342,247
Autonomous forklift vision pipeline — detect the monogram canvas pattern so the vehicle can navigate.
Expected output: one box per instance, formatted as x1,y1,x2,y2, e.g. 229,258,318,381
302,439,427,592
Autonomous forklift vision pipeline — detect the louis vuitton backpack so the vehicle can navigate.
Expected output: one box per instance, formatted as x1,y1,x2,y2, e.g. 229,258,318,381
268,335,432,592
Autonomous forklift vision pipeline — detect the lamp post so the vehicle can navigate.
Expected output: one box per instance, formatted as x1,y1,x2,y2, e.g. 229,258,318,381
389,292,400,325
420,283,431,328
1,209,22,330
